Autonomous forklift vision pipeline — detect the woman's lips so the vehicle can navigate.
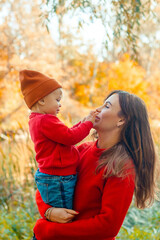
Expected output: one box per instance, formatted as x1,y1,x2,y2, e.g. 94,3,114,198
95,116,100,121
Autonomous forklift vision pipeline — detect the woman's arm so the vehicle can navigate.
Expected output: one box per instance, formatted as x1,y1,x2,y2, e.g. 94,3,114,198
35,190,51,219
34,173,135,240
35,190,78,223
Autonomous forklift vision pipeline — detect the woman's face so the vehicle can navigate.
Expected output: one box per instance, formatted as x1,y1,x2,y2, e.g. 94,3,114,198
94,94,124,132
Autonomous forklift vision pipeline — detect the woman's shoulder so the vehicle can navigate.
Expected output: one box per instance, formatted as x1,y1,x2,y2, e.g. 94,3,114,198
77,141,95,153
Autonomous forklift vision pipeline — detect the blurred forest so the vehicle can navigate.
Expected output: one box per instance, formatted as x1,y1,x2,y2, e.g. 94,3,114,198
0,0,160,239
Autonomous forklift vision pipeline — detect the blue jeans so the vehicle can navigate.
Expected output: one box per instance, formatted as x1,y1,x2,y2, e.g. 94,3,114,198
35,169,77,209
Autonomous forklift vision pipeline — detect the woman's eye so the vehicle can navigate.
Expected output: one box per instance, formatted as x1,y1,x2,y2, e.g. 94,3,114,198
105,105,109,108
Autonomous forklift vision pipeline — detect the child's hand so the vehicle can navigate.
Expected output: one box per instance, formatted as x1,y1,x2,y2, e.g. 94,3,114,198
83,110,99,125
45,207,79,223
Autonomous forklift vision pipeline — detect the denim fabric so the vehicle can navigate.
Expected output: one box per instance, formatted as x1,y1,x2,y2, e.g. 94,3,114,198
32,234,37,240
35,169,77,209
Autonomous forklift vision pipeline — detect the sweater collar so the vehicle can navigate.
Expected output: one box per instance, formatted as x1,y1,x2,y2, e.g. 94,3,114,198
29,112,54,119
29,112,42,119
91,140,105,157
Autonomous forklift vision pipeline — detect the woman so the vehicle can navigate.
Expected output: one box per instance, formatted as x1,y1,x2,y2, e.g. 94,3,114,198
33,90,158,240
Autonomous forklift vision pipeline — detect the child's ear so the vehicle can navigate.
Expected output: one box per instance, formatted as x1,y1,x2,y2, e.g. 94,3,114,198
38,98,45,106
117,118,125,128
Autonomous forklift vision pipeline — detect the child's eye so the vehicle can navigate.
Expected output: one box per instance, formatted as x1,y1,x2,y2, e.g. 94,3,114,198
57,99,61,102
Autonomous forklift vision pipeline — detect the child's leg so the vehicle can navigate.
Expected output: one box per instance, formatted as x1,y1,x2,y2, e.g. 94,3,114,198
35,169,64,207
60,174,77,209
31,233,37,240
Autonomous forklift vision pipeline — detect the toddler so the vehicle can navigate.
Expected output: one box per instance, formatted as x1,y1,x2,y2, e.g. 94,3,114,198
19,69,97,210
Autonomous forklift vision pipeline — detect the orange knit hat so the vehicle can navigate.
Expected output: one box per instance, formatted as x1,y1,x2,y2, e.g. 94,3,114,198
19,69,62,109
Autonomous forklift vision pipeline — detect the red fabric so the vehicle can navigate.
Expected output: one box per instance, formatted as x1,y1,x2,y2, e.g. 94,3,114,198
29,113,93,175
34,141,135,240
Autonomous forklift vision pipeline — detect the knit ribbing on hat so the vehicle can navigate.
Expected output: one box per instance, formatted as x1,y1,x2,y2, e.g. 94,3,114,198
19,70,62,109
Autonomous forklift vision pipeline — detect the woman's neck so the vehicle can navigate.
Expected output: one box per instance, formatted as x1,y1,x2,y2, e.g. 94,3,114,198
97,130,121,149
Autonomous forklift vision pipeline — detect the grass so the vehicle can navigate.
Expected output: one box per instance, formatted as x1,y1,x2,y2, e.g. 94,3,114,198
117,201,160,239
0,190,39,240
0,134,39,240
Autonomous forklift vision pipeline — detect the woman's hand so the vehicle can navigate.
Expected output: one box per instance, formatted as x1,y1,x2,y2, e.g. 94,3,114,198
45,207,79,223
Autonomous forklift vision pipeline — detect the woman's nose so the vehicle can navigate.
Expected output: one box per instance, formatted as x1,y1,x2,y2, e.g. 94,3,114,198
96,106,102,112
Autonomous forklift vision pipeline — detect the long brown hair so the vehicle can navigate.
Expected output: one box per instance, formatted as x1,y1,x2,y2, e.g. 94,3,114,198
96,90,159,209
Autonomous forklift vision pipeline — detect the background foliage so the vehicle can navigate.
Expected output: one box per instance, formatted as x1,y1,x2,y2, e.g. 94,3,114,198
0,0,160,239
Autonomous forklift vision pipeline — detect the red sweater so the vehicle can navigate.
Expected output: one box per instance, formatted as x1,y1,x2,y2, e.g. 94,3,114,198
29,113,93,175
34,141,135,240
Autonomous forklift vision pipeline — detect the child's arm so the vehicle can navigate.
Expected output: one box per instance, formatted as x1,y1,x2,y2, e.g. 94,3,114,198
71,110,98,129
41,112,98,145
70,122,82,129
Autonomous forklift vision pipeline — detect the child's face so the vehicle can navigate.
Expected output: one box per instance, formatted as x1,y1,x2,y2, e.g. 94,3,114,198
42,88,62,116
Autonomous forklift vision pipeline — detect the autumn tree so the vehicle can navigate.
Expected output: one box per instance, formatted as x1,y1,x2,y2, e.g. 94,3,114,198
0,0,159,136
40,0,159,61
70,54,149,105
0,0,63,133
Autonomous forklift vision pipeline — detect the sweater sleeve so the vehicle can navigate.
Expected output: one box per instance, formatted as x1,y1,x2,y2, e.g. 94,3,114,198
70,121,82,129
34,173,135,240
41,115,93,145
35,190,52,219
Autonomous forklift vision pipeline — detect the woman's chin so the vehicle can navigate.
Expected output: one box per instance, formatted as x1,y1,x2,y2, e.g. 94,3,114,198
93,124,99,130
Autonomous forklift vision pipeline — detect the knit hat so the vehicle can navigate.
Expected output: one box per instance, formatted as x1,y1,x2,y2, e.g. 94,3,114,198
19,69,62,109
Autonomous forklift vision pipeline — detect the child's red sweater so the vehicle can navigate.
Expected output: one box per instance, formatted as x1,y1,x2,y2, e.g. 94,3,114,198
29,112,93,176
34,141,135,240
